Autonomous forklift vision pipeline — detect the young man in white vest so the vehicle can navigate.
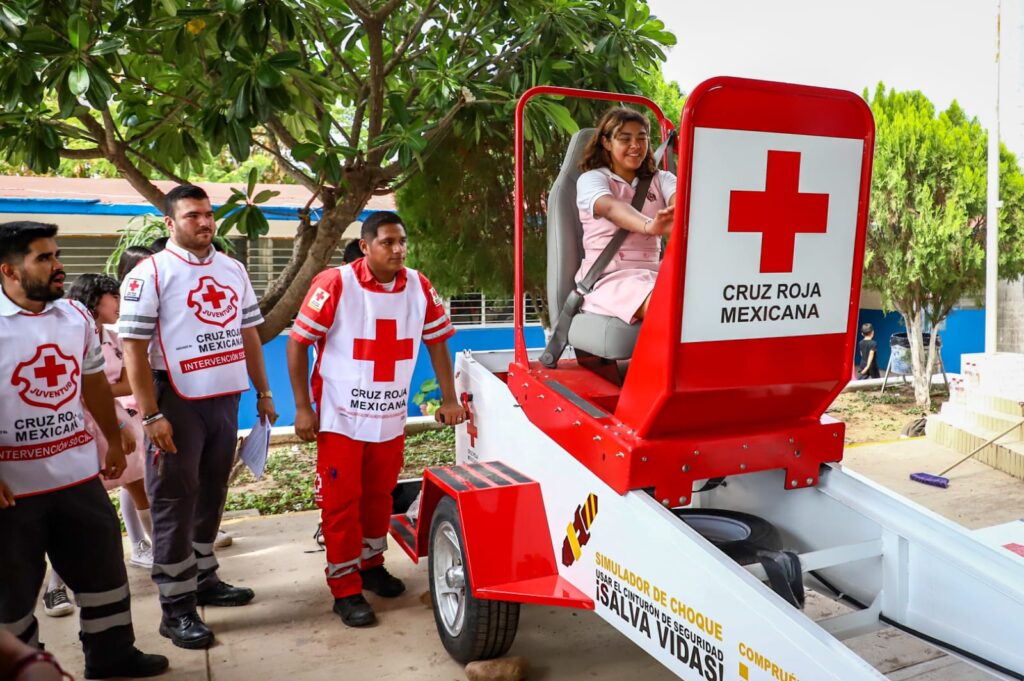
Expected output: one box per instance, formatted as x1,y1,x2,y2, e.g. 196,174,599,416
119,185,277,650
286,211,467,627
0,221,169,678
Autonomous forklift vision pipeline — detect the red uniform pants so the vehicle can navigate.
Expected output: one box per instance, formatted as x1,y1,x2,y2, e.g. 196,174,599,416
315,431,405,598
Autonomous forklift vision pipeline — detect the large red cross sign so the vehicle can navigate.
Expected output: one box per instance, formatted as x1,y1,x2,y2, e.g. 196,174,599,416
353,319,414,382
728,150,829,273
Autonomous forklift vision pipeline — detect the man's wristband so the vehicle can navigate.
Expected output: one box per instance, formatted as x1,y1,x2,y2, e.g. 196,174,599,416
256,390,273,400
142,412,165,427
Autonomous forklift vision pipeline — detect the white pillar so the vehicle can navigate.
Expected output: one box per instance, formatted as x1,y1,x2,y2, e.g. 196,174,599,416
987,0,1003,353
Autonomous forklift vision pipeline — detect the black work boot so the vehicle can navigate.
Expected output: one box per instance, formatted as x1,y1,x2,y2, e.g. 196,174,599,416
333,594,376,627
360,565,406,598
159,611,214,649
196,581,255,607
84,646,169,678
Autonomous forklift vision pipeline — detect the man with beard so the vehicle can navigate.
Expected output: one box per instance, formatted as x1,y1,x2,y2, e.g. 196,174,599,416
0,221,169,678
119,185,276,650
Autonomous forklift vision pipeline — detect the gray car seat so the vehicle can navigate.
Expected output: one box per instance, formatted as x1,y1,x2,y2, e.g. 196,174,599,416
546,128,642,360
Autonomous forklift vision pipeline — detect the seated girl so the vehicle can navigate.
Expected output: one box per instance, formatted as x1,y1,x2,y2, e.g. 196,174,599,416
576,106,676,324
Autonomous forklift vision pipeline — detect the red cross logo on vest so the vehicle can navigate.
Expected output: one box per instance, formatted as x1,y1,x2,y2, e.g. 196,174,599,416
127,279,141,295
727,150,830,273
460,392,478,447
186,276,239,327
353,319,413,382
11,344,81,410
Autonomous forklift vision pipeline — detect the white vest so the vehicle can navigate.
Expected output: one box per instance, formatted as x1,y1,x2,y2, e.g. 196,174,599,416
153,250,250,399
0,301,98,497
319,265,427,442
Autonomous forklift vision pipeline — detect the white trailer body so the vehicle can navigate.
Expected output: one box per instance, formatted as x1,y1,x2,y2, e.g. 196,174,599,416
451,349,1024,681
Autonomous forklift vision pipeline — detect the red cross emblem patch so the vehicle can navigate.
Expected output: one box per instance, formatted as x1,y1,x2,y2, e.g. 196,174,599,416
11,344,81,410
124,277,144,301
186,276,239,327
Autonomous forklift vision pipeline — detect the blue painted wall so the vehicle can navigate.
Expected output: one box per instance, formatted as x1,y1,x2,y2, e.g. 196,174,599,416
854,308,984,375
238,325,546,429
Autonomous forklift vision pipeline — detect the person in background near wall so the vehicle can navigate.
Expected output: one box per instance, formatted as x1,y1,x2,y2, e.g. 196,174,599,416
857,323,880,380
0,221,168,679
286,211,466,627
342,239,363,264
120,185,276,650
147,237,168,254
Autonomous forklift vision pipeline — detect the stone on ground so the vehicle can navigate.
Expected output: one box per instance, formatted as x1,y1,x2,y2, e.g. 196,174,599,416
465,656,529,681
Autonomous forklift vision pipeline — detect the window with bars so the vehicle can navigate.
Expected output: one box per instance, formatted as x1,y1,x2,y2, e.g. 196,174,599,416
55,236,121,284
447,293,542,327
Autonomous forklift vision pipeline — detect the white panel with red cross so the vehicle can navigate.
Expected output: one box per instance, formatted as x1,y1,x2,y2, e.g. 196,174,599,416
680,128,864,343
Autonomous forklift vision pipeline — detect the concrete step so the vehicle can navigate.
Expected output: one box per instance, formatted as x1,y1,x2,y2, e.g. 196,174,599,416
961,390,1024,418
926,414,1024,481
938,401,1024,433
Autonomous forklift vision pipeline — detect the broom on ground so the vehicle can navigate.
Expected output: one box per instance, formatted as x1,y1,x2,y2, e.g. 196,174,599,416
910,418,1024,488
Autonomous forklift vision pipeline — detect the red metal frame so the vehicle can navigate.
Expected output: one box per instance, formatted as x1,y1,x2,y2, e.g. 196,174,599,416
507,79,875,506
513,85,673,363
389,463,593,609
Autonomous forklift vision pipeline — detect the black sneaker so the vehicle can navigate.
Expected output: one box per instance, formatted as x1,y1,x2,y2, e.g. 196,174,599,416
196,581,254,607
42,586,75,617
333,594,376,627
158,611,214,650
360,565,406,598
84,646,169,678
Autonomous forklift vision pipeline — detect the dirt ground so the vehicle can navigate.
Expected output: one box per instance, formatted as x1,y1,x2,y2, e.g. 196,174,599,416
826,383,947,445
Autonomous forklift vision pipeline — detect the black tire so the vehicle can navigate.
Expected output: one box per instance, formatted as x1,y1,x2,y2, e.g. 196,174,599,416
671,508,781,564
428,496,520,664
673,508,806,608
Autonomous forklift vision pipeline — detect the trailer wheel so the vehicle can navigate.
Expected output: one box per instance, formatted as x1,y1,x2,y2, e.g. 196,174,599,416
428,496,520,664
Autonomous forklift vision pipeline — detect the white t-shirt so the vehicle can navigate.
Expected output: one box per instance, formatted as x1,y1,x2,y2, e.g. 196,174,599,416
576,167,678,215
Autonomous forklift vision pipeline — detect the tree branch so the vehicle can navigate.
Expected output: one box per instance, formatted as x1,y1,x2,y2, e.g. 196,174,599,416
78,111,167,208
125,147,188,184
372,0,405,21
127,101,189,145
378,97,467,184
381,0,439,76
265,116,302,151
346,0,372,20
364,17,387,165
59,147,106,160
253,135,320,193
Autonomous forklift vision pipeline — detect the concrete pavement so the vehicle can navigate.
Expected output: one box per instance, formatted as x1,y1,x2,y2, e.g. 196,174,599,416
33,437,1024,680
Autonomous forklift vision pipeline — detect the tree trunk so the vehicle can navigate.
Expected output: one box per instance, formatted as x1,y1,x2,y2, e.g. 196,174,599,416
903,309,932,409
256,188,372,341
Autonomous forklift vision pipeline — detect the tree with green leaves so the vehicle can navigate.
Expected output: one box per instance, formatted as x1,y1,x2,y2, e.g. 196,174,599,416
0,0,674,339
864,84,1024,408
